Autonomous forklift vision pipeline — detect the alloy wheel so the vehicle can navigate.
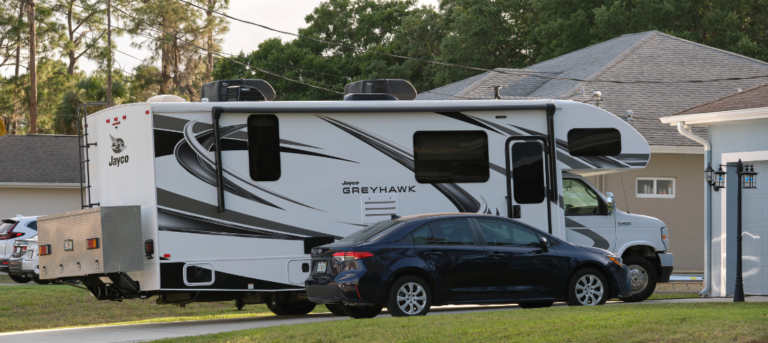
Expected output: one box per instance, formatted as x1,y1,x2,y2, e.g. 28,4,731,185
575,274,604,306
396,282,427,315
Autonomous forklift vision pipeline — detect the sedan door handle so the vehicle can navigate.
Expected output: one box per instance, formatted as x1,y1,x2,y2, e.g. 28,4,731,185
424,251,442,256
488,252,507,259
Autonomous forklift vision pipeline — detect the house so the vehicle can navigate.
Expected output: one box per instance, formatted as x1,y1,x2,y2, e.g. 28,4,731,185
0,134,82,219
418,30,768,272
661,84,768,296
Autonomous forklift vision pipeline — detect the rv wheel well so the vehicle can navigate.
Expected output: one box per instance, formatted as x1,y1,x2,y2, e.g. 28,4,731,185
621,245,662,276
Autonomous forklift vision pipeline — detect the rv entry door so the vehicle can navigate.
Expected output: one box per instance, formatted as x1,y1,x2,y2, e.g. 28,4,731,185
505,137,551,233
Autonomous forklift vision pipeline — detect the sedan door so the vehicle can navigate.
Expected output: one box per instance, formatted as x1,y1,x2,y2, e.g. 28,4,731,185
474,218,560,301
411,219,491,302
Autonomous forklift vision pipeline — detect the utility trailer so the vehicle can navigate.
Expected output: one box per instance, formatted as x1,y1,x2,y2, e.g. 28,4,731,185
38,79,672,313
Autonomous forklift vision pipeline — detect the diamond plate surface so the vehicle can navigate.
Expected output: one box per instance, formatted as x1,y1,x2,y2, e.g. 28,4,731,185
38,206,143,279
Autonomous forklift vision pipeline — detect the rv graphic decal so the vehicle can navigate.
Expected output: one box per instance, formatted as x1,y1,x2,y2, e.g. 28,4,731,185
109,134,127,153
108,155,129,167
342,186,416,194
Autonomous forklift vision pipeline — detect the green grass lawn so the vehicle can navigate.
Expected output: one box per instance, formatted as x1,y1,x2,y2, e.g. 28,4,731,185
0,273,11,283
0,284,328,333
154,302,768,343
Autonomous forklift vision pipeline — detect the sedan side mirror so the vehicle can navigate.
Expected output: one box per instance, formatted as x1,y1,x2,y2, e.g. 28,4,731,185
605,191,615,215
538,236,549,253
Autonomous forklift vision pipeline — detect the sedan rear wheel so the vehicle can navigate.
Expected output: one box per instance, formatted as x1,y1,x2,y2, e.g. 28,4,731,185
341,305,383,319
387,275,432,317
325,304,347,316
8,274,31,284
266,299,316,315
567,268,608,306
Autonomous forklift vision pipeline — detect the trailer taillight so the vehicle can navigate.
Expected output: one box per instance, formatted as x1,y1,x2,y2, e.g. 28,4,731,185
106,119,110,123
86,238,100,250
145,239,154,259
123,115,126,120
39,244,51,255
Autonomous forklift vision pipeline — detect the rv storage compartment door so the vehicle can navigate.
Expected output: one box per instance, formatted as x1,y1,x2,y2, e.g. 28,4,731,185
38,206,143,279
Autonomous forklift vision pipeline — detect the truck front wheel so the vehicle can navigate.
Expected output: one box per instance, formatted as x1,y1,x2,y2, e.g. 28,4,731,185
621,256,657,302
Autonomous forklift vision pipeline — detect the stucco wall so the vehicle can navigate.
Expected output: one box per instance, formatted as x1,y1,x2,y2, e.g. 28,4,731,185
588,153,705,271
0,187,81,219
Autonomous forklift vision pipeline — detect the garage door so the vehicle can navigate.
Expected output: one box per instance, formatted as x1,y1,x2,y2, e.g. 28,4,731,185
742,161,768,295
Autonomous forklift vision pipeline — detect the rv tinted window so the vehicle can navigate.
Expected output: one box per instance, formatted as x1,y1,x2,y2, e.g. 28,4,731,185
512,142,546,204
413,131,489,183
567,128,621,156
247,115,281,181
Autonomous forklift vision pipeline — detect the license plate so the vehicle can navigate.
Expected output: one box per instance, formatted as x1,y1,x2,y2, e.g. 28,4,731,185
316,261,327,273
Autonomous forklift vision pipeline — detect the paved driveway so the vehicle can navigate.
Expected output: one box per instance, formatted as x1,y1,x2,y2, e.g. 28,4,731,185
1,296,766,343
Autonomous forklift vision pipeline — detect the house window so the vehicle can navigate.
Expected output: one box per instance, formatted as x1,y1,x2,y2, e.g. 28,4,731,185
247,115,281,181
636,177,675,198
413,131,489,183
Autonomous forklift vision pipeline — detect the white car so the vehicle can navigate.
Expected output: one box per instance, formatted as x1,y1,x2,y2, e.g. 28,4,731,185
0,215,39,283
9,236,49,284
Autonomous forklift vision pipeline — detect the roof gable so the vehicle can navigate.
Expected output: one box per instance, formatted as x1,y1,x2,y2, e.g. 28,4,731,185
0,135,80,184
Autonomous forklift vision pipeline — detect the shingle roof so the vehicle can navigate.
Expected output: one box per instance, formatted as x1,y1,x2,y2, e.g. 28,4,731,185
674,83,768,115
417,30,768,146
0,134,80,184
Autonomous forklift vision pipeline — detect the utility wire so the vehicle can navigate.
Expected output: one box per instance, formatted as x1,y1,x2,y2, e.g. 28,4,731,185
177,0,768,85
95,1,343,94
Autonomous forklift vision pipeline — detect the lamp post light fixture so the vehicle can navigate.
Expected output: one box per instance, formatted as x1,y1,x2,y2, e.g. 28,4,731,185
734,160,758,303
705,163,727,191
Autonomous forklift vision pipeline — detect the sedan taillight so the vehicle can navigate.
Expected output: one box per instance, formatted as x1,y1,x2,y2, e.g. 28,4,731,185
333,251,374,262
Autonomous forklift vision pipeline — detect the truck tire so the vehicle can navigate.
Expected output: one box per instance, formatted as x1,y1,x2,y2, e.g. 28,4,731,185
567,268,608,306
341,304,383,319
266,300,316,315
8,274,31,284
621,256,657,303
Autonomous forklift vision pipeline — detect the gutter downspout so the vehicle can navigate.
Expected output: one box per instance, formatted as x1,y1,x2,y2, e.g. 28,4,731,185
676,121,711,297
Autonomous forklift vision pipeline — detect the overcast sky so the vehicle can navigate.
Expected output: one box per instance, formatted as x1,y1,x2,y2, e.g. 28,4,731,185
1,0,440,77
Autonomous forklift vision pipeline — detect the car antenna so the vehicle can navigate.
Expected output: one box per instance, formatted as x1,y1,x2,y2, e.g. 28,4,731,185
391,214,401,220
620,175,630,214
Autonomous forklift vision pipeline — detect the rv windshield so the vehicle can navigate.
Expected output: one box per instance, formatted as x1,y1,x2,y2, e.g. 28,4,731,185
340,221,403,242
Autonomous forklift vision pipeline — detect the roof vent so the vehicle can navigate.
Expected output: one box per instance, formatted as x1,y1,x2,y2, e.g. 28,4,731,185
344,79,417,101
200,79,276,102
147,94,186,103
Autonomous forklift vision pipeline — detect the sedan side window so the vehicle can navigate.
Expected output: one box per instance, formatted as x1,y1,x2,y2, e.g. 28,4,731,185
476,219,540,247
430,220,475,245
563,179,607,216
411,225,434,245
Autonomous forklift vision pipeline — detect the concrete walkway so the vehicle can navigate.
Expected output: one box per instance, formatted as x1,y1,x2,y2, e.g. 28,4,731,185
1,296,766,343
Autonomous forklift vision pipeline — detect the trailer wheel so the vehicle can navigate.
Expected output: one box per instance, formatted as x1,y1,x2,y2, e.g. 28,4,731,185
325,304,347,316
266,300,316,315
8,274,31,284
621,256,657,303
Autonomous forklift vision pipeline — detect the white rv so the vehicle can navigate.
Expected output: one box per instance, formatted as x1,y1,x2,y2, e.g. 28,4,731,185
37,79,672,312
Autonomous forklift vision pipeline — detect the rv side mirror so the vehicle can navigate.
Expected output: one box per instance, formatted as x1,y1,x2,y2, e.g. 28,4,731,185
605,192,615,214
538,236,549,253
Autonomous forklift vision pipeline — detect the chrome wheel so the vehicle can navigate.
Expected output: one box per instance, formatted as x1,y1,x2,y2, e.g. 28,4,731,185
396,282,427,315
628,264,649,294
575,274,604,306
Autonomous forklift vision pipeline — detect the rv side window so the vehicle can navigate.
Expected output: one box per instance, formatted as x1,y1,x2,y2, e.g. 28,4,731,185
413,131,489,183
247,115,281,181
567,128,621,156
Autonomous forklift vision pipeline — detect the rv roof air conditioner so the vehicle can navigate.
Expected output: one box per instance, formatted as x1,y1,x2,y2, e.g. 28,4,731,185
343,79,417,101
200,79,276,102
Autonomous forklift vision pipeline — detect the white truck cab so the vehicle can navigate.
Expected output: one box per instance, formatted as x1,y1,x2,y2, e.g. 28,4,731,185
562,173,672,301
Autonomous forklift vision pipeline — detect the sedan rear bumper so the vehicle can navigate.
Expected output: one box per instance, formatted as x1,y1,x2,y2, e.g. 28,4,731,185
8,258,23,274
306,276,377,306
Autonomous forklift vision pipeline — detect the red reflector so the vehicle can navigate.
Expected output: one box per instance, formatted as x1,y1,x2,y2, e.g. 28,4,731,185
123,115,126,120
145,110,150,114
39,245,51,255
163,254,170,258
114,117,118,121
106,119,110,123
86,238,100,250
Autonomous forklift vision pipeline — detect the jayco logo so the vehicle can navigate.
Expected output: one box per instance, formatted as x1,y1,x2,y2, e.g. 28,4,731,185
109,155,129,167
110,134,127,154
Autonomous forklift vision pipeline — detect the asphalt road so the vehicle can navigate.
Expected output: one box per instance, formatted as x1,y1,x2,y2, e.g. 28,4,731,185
2,296,767,343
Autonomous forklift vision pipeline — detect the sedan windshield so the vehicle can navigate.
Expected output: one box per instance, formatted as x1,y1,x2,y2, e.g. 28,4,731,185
340,221,402,242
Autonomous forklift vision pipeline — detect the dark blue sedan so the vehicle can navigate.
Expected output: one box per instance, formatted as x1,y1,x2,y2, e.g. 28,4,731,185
306,213,632,318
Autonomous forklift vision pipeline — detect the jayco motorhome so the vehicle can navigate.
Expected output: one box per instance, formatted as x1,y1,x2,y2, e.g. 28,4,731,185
37,79,672,313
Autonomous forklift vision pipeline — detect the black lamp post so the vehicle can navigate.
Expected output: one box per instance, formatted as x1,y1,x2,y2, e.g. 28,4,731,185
734,160,758,302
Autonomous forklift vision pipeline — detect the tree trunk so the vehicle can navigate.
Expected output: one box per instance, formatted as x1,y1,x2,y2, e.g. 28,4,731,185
67,1,75,76
160,41,169,94
173,36,180,91
205,0,213,82
28,0,37,134
106,0,112,102
15,1,24,78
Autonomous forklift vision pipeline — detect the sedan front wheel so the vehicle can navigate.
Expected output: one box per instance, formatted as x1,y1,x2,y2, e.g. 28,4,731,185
567,268,608,306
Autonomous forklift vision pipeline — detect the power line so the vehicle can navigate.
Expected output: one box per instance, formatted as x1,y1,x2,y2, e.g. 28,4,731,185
177,0,768,85
95,1,343,95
